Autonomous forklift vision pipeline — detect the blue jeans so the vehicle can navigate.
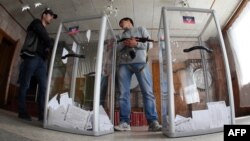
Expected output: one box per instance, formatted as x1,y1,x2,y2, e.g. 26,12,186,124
118,63,158,124
18,56,47,118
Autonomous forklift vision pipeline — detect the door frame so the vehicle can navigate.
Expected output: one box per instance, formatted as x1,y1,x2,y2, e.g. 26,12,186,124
0,28,18,105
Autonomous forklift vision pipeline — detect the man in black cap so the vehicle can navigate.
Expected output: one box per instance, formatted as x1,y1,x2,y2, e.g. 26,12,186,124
18,8,57,121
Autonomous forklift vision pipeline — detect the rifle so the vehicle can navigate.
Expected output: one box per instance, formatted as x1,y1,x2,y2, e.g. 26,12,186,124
117,37,154,60
117,37,154,43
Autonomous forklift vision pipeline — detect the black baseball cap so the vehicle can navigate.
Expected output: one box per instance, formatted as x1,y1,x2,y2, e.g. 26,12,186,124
42,8,57,19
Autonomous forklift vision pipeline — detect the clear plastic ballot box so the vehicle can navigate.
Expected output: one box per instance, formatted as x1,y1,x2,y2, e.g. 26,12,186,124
43,15,117,136
158,7,235,137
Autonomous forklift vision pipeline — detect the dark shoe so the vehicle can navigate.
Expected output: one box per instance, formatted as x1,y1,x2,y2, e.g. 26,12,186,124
148,121,162,132
18,113,32,121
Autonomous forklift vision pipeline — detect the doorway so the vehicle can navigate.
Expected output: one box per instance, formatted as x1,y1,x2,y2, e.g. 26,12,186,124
0,29,16,107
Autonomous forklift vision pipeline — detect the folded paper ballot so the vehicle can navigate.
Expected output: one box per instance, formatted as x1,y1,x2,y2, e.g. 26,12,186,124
47,106,75,129
99,106,113,131
65,105,91,131
178,66,200,104
59,92,73,109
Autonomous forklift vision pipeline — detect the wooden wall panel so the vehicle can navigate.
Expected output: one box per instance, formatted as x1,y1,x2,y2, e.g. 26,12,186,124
152,60,162,123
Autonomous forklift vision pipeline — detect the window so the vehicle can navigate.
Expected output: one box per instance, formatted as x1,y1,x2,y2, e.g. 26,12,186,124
227,1,250,85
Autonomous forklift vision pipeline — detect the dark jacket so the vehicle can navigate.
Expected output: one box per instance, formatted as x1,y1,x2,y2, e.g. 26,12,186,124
22,19,53,60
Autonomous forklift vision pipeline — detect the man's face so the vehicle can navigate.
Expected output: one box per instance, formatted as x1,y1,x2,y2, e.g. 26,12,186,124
119,20,131,30
43,13,54,25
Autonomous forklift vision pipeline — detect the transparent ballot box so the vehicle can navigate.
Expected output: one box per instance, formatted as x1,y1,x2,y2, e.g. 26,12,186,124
44,15,117,136
158,7,235,137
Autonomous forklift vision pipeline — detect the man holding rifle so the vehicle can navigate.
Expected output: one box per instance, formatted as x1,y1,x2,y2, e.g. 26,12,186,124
115,17,162,132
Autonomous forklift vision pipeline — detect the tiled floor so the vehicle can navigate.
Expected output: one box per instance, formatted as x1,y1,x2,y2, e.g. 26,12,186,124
0,109,249,141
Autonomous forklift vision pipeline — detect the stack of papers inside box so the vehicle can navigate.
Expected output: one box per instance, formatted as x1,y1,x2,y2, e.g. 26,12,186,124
47,92,113,132
175,101,231,132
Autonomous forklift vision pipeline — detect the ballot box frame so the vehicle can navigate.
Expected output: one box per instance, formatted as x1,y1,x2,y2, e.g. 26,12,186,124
158,7,235,137
43,14,116,136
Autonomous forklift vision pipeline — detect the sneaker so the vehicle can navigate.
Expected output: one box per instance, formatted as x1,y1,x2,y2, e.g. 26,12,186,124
18,113,32,121
148,121,162,132
114,122,131,131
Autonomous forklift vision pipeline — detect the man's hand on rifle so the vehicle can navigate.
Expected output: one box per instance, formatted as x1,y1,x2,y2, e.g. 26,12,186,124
122,37,138,48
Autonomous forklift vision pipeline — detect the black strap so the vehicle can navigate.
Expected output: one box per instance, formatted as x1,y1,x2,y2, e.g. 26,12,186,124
146,42,150,63
183,46,213,53
128,42,149,73
61,53,85,59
